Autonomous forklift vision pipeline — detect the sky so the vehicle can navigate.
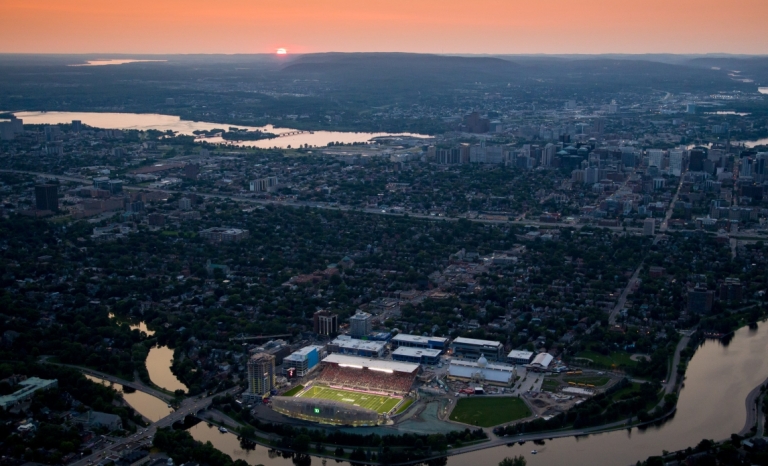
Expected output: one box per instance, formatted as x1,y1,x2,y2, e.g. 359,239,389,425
1,0,767,55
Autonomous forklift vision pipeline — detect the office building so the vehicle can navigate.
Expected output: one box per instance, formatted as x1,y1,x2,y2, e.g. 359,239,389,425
313,310,339,336
647,149,664,169
463,112,490,133
621,147,636,168
450,337,504,361
327,335,386,358
507,350,535,365
283,345,324,377
643,218,656,236
669,150,683,176
244,353,275,401
93,177,123,194
584,166,600,185
348,311,372,337
35,184,58,211
392,347,442,365
179,197,192,210
182,163,200,179
390,334,448,352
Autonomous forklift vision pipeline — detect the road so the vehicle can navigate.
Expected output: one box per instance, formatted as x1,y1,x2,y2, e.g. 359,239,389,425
42,358,173,403
609,170,686,326
70,386,240,466
739,377,768,436
0,169,644,233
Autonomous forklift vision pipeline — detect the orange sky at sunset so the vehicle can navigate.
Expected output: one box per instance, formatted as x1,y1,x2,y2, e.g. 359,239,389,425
1,0,767,55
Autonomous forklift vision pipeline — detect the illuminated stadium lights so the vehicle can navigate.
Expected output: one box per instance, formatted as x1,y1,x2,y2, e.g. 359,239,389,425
369,367,393,373
339,364,363,369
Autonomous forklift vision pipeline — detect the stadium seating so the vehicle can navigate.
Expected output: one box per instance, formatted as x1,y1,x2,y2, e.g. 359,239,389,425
316,364,415,395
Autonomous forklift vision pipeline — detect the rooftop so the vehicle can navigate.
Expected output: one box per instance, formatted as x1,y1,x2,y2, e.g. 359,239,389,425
451,336,503,348
322,354,419,374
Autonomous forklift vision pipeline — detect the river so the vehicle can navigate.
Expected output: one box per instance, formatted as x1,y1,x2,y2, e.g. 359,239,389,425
85,375,172,423
106,323,768,466
449,324,767,466
146,345,189,394
9,111,430,149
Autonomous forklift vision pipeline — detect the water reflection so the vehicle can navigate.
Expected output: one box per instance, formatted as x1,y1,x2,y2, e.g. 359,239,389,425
69,59,167,67
10,111,429,149
146,345,188,393
85,374,172,422
108,313,155,336
448,324,768,466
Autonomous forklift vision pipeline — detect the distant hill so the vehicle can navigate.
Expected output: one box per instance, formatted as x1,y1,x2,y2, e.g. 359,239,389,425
280,52,521,86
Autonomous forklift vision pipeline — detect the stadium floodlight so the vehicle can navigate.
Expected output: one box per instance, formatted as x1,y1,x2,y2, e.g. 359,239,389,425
369,367,393,373
339,364,364,369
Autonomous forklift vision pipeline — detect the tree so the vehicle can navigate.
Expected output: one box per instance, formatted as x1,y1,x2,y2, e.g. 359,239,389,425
293,434,311,453
499,456,526,466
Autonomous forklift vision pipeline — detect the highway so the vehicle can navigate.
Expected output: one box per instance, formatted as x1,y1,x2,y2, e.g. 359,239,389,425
0,169,643,233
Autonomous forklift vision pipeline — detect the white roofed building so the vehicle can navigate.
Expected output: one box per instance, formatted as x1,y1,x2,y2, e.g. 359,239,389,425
448,356,516,386
450,337,504,361
507,350,535,365
528,353,554,372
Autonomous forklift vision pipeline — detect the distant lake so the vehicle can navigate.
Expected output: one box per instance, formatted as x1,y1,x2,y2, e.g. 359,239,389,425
69,59,167,67
11,111,430,149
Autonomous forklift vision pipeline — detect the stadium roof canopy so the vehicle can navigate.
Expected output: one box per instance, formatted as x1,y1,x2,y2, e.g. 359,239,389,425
322,354,419,374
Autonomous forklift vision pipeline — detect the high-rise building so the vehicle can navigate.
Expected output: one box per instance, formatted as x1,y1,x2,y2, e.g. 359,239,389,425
669,150,683,176
584,166,600,185
250,176,279,192
349,311,372,338
647,149,664,169
35,184,58,211
688,286,714,314
245,353,275,401
620,147,636,168
34,184,58,211
643,218,656,236
463,112,490,133
179,198,192,210
689,148,707,172
183,163,200,179
542,143,556,167
313,310,338,336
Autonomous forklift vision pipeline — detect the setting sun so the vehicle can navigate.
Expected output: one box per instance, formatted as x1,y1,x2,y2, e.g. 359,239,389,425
276,48,287,55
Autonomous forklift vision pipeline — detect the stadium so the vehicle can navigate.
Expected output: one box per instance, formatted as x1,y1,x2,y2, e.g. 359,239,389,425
272,354,419,426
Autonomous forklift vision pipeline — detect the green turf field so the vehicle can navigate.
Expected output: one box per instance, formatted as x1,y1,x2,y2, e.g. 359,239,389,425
449,396,532,427
298,385,401,414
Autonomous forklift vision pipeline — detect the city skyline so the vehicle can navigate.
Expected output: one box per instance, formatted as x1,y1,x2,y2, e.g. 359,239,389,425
1,0,767,55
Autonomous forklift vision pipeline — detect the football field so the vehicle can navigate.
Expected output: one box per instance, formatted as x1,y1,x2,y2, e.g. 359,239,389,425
298,385,401,414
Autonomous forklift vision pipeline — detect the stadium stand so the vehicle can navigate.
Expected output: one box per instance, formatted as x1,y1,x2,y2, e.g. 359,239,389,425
315,355,419,396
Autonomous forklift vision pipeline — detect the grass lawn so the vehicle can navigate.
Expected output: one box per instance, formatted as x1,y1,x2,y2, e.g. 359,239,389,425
299,385,401,414
574,350,637,368
563,376,611,386
282,385,304,397
394,398,415,414
449,397,531,427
